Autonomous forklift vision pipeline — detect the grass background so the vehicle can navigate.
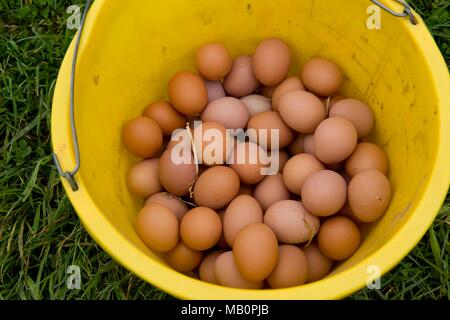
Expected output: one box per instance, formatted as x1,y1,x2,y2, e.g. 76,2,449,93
0,0,448,300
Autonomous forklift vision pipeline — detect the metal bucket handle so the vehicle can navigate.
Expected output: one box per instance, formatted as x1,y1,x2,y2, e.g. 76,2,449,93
52,0,92,191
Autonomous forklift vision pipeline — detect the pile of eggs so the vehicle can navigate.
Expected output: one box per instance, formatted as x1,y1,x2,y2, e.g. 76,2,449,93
122,38,392,289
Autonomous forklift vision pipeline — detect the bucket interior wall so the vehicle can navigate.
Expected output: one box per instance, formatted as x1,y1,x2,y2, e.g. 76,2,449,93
71,0,438,275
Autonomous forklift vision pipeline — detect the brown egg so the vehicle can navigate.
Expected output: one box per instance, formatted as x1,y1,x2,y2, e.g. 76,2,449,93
127,158,162,198
282,154,324,195
301,57,343,96
241,95,272,116
264,200,320,243
215,251,263,289
247,111,294,149
329,99,375,138
233,223,278,281
122,116,163,158
168,71,208,116
229,142,267,185
158,148,197,196
193,166,240,209
196,43,232,80
318,216,361,260
180,207,222,250
239,184,254,195
348,169,392,223
254,173,290,211
165,241,203,272
199,251,224,284
223,195,263,247
205,80,226,102
253,38,291,86
267,245,309,288
193,121,232,166
145,192,188,221
271,77,305,111
303,242,333,282
201,97,250,129
142,101,187,136
303,134,315,155
136,203,179,252
345,142,389,177
261,85,275,98
288,134,304,155
301,170,347,217
320,93,345,113
279,90,326,134
224,56,260,98
314,117,358,164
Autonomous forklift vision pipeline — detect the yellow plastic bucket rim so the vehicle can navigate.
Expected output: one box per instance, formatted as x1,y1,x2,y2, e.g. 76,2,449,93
51,0,450,299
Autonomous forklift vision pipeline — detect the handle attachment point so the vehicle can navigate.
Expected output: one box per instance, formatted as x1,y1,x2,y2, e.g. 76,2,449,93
53,153,79,191
371,0,418,25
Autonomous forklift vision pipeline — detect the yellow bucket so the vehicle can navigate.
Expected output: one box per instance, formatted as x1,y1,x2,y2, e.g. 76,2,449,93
51,0,450,299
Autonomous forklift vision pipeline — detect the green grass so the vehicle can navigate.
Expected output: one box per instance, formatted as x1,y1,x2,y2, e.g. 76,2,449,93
0,0,448,300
